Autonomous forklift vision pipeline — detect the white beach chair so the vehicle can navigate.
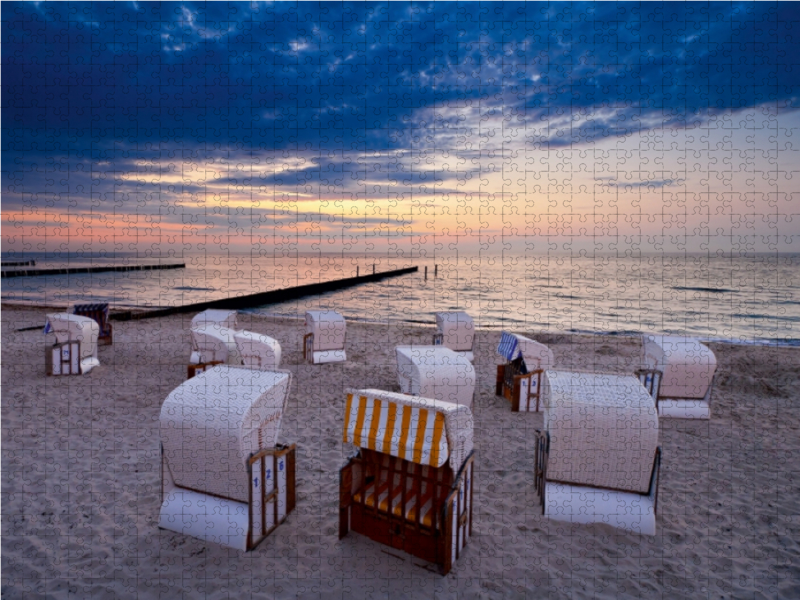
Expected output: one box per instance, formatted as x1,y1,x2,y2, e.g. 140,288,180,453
189,323,243,368
433,311,475,362
495,332,555,412
304,310,346,364
339,389,475,575
637,334,717,419
235,330,282,371
534,371,661,535
395,345,476,408
45,313,100,374
158,366,296,551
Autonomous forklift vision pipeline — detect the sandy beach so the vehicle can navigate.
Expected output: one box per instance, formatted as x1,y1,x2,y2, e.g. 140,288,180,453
2,304,799,599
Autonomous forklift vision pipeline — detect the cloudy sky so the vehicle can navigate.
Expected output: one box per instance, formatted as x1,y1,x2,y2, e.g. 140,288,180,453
3,1,799,256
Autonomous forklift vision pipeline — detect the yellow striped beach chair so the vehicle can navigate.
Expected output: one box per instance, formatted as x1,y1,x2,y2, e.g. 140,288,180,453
339,389,475,575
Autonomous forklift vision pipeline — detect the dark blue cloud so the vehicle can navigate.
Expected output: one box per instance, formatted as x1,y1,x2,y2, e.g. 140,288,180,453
4,1,798,157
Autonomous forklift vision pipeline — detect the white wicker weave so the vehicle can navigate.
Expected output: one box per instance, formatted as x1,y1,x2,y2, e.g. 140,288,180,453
46,313,100,373
160,366,291,503
190,323,242,365
191,309,238,330
395,345,476,408
305,310,346,351
435,311,475,354
235,330,282,370
543,370,659,494
642,335,717,400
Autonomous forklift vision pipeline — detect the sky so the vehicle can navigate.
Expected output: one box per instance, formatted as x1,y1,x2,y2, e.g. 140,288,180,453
2,1,799,257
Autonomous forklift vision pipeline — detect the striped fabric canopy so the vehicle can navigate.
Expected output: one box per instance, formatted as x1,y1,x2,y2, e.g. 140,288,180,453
343,389,474,471
497,331,521,361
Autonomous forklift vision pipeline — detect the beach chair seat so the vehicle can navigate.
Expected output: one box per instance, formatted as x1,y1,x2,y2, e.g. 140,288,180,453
534,370,661,535
189,323,243,369
495,332,554,411
70,303,112,345
45,313,100,374
637,334,717,419
339,389,475,575
158,366,295,551
395,345,476,408
235,330,282,370
304,310,346,364
433,311,475,362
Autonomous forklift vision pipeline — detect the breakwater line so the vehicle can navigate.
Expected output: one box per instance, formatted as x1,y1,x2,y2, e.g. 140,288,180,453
111,266,418,321
1,263,186,278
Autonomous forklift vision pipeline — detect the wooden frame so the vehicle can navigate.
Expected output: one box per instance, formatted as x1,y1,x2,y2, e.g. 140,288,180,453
339,448,474,575
303,333,313,361
45,341,81,376
496,361,544,412
187,360,224,379
159,443,296,551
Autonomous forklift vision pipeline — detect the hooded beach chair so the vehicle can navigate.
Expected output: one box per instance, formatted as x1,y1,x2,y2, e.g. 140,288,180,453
339,389,475,575
69,303,112,345
188,323,243,377
188,309,240,365
637,335,717,419
235,330,282,371
303,310,346,364
158,366,296,551
395,345,476,408
495,332,555,412
45,313,100,374
433,311,475,362
534,371,661,535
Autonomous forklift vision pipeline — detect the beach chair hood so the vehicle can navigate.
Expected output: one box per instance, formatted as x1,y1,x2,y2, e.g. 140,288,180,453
160,366,292,503
191,309,238,330
190,323,242,365
343,388,473,472
46,313,99,360
497,332,554,371
395,345,476,407
642,335,717,399
305,310,346,352
435,311,475,352
234,330,282,370
543,370,659,494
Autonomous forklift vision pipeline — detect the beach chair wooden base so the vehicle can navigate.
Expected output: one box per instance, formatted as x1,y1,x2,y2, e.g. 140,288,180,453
496,365,543,412
187,360,224,379
98,325,112,346
339,449,474,575
534,430,661,535
159,443,296,551
46,341,81,376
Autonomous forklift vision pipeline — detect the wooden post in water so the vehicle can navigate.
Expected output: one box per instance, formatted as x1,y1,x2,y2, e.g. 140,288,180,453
424,266,428,280
372,264,375,274
357,266,359,277
434,264,438,278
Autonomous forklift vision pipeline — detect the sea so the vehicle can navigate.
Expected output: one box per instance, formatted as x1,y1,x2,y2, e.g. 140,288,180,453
2,252,799,346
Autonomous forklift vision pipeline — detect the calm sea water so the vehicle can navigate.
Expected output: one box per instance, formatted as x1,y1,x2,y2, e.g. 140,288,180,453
3,252,799,345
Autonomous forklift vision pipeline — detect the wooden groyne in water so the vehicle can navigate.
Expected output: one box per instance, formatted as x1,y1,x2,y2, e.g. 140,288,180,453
1,263,185,279
1,260,36,267
111,266,418,321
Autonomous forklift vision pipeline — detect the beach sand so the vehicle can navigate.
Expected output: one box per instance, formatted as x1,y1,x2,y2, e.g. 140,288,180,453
2,305,799,599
